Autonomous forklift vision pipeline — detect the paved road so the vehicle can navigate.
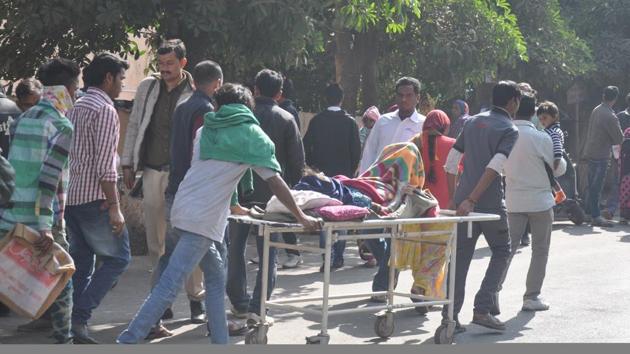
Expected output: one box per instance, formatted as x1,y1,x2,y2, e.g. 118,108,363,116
2,221,630,344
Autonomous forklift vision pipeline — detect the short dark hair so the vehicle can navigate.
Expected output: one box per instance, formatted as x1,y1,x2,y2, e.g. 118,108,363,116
282,76,295,100
157,39,186,60
83,52,129,88
254,69,283,98
36,58,80,88
395,76,421,94
492,80,521,107
15,78,43,100
192,60,223,86
324,83,343,106
603,86,619,102
537,101,559,118
215,83,254,110
626,92,630,107
515,93,536,119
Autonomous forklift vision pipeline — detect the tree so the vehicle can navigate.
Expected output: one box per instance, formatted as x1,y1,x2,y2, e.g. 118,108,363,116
559,0,630,95
0,0,324,82
497,0,593,99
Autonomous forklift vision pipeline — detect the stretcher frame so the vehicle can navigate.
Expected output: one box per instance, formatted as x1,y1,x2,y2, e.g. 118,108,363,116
229,210,500,345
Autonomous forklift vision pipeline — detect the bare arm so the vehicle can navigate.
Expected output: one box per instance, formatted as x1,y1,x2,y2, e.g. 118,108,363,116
456,168,500,216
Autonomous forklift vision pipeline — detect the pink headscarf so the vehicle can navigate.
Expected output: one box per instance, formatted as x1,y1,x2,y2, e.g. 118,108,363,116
362,106,381,122
423,109,451,135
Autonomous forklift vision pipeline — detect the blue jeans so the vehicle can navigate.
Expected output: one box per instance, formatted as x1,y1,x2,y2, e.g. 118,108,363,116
226,222,279,315
587,159,609,218
363,229,398,291
66,200,131,325
117,229,228,344
319,230,346,265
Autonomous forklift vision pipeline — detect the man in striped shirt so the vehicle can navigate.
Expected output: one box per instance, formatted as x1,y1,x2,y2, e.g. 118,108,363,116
65,53,131,344
0,58,80,344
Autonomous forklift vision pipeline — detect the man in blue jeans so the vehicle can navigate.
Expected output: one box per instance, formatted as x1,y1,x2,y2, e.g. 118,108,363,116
66,53,131,344
117,83,320,345
583,86,624,227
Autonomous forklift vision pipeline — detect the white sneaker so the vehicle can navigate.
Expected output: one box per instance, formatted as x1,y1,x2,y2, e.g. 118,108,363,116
246,312,275,327
522,298,550,311
283,254,303,269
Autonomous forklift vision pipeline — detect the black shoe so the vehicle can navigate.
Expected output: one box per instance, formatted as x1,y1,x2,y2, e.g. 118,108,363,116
0,302,10,317
71,324,99,344
520,234,530,247
319,259,344,273
190,300,207,324
161,307,174,320
471,313,506,331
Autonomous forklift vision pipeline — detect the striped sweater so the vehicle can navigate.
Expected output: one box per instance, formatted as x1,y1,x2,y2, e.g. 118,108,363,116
0,97,73,232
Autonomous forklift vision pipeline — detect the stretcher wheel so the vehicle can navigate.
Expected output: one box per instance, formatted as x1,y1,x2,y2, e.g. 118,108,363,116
306,334,330,344
245,328,268,344
374,312,395,339
434,324,454,344
415,305,429,315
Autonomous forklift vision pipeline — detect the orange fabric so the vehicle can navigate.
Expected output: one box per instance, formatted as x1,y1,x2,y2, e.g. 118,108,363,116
421,133,456,208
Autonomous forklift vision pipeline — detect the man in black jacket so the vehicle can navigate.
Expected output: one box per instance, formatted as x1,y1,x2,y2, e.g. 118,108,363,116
0,89,21,158
226,69,305,322
303,83,361,270
304,83,361,178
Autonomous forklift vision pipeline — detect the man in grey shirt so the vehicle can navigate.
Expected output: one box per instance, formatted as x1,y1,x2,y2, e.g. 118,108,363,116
443,81,520,333
583,86,624,227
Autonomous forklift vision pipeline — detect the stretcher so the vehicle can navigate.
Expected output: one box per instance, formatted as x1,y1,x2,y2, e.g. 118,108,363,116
229,210,500,345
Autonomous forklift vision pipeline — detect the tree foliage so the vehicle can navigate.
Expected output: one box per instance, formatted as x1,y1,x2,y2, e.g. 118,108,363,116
498,0,593,96
559,0,630,90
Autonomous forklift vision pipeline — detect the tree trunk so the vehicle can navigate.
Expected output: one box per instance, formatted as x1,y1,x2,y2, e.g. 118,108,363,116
359,29,378,112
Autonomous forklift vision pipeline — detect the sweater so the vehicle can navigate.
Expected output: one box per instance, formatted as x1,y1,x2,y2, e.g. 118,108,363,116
303,109,361,178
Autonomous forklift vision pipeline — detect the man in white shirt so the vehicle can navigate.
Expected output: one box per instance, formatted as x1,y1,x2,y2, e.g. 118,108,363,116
360,77,425,302
359,77,426,173
500,93,556,312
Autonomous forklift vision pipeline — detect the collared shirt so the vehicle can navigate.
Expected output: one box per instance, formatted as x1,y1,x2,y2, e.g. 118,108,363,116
143,77,191,168
452,107,518,211
504,120,555,213
0,95,73,232
584,103,624,160
66,87,119,206
327,106,342,112
359,109,425,173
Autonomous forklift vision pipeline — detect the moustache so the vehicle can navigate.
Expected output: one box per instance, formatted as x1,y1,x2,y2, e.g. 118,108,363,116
161,71,171,76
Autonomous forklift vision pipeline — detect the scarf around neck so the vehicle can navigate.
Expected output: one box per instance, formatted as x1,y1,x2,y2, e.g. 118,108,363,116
200,104,281,173
42,85,74,115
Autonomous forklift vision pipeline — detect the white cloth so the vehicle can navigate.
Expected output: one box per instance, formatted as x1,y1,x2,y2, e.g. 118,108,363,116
359,109,425,172
327,106,342,112
504,120,555,213
266,190,342,214
487,153,507,174
171,133,278,241
445,148,463,175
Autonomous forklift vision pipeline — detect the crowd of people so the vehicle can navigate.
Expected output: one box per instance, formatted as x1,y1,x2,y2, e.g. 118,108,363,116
0,38,628,345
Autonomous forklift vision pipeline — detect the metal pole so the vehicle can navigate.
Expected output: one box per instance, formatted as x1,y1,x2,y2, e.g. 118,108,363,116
260,226,270,326
387,225,398,308
320,227,332,337
447,222,458,323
